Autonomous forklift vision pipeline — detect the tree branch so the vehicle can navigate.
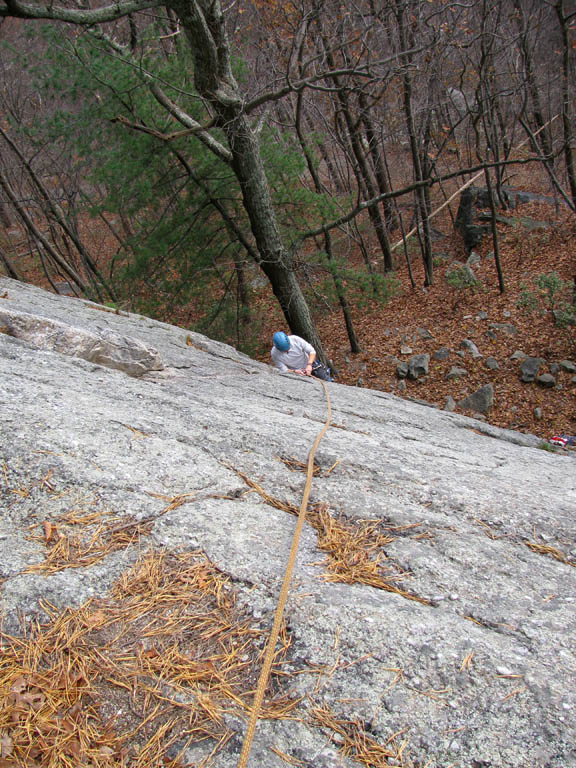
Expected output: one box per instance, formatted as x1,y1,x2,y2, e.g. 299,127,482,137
295,154,559,247
1,0,158,22
147,80,232,163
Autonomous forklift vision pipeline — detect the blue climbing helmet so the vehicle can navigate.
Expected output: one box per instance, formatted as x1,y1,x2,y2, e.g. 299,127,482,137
273,331,291,351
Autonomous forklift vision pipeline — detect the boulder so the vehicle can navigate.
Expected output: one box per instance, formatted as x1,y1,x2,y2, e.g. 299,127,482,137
407,353,430,380
433,347,450,361
454,186,491,249
460,339,482,358
458,383,494,413
446,366,468,380
0,277,575,768
537,373,556,388
466,251,481,265
396,361,409,379
520,357,544,383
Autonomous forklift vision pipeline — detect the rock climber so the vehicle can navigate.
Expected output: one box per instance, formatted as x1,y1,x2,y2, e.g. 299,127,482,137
270,332,332,381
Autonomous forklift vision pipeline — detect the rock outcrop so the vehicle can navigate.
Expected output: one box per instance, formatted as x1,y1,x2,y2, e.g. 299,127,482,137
1,277,575,768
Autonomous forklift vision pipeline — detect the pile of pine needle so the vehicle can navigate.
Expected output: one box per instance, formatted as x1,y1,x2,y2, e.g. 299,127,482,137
0,550,297,767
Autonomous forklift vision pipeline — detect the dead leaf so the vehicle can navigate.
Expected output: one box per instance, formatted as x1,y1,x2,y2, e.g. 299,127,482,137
67,701,83,719
10,676,27,694
43,521,57,543
0,734,13,758
61,719,75,734
21,691,45,710
83,610,107,628
65,739,82,759
141,646,159,659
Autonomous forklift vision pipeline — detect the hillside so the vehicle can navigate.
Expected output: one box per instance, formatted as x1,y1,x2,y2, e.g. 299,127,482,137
254,198,576,445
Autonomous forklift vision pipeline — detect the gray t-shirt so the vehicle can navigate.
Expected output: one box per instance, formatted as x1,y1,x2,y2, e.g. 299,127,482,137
271,335,315,372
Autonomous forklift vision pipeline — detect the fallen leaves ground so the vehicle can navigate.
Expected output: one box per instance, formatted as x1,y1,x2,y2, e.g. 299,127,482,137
255,201,576,444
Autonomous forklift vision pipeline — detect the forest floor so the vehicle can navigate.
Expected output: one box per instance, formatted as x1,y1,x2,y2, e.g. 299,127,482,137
251,199,576,444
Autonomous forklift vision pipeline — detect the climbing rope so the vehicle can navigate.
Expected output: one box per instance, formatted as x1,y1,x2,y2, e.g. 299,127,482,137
236,378,332,768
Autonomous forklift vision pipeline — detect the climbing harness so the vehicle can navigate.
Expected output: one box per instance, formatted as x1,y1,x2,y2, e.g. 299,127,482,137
236,378,332,768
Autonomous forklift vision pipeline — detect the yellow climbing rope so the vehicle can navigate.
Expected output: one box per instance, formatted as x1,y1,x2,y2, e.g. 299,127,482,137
236,378,332,768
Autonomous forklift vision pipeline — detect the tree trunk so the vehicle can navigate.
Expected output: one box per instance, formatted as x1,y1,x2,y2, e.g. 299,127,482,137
167,0,326,359
484,168,505,294
394,0,433,285
513,0,554,162
0,247,21,280
319,35,394,272
357,91,399,232
555,0,576,208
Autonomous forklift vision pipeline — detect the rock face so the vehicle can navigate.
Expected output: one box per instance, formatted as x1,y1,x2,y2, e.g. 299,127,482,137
1,277,575,768
0,305,163,376
455,185,555,250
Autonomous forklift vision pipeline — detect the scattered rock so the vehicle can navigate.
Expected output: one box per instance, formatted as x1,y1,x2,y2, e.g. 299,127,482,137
559,360,576,373
489,322,518,335
466,251,481,265
510,350,528,361
446,366,468,380
400,345,413,355
460,339,482,358
520,357,544,383
476,310,488,320
408,353,430,380
433,347,450,362
534,407,543,420
458,383,494,413
396,361,409,379
537,374,556,388
415,327,434,340
444,396,456,412
484,357,500,370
